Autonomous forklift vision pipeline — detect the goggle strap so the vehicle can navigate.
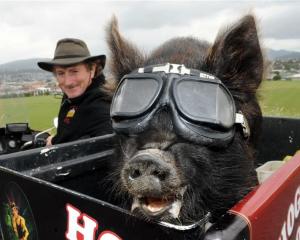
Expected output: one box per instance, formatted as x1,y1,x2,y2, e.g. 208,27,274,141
138,63,216,79
235,112,251,139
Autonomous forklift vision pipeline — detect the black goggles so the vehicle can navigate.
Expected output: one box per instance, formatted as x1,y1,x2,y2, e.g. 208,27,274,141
111,63,248,144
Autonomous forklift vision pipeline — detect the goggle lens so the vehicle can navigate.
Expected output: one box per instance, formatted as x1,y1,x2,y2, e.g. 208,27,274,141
174,80,235,129
112,78,160,116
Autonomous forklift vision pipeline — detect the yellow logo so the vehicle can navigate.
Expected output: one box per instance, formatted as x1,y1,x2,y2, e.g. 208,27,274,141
66,108,76,118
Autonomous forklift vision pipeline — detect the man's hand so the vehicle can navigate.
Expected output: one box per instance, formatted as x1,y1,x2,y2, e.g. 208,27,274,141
46,135,54,146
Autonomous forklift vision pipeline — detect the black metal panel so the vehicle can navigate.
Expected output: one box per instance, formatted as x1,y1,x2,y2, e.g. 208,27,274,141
257,116,300,164
0,167,204,240
0,133,115,172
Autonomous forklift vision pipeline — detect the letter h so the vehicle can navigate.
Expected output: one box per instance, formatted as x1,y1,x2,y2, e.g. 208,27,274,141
65,204,98,240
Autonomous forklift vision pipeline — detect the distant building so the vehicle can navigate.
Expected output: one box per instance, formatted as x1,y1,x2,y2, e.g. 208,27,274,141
266,59,300,80
34,87,51,96
287,73,300,80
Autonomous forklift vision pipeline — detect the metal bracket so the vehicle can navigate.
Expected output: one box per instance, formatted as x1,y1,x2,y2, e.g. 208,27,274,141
235,112,250,139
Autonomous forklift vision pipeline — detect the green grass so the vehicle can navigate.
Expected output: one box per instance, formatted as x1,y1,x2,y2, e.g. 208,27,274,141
0,95,60,130
0,80,299,130
258,80,300,118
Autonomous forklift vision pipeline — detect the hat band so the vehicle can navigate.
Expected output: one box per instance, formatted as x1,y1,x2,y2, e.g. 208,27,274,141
54,54,89,60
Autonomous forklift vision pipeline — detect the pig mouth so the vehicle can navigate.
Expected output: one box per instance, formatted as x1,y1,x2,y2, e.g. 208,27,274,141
131,187,186,219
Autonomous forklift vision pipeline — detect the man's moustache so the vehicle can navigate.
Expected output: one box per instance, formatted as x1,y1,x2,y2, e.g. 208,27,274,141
59,84,77,89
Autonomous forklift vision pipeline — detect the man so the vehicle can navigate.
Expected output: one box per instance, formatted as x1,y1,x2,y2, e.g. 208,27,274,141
38,38,112,145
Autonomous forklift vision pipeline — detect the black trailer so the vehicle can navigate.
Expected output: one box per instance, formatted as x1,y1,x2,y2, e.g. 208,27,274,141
0,116,299,240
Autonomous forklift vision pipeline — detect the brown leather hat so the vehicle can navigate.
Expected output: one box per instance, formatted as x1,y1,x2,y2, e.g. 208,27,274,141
38,38,106,72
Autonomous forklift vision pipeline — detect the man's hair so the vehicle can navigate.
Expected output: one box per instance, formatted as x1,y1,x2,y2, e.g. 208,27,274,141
86,59,103,77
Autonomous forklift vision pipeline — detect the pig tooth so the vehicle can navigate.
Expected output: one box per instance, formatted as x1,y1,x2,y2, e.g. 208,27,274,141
169,200,182,218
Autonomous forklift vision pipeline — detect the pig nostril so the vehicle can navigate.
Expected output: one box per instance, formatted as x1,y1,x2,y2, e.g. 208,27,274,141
129,169,141,180
152,170,167,181
152,170,160,177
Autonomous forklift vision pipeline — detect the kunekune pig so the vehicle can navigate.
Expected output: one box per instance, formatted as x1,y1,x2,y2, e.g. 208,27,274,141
105,14,263,234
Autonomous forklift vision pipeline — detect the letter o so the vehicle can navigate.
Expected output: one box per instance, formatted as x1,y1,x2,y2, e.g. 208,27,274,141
296,225,300,240
287,203,295,237
295,187,300,219
98,231,122,240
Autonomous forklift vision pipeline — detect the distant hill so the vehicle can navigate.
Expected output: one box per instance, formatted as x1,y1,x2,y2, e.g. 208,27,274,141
0,58,110,74
1,49,300,73
0,58,50,72
0,58,53,83
267,49,300,60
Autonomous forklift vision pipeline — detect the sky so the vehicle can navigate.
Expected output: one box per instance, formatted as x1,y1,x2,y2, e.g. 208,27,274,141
0,0,300,64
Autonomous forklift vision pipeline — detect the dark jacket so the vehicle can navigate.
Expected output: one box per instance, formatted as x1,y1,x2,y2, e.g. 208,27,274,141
52,75,112,144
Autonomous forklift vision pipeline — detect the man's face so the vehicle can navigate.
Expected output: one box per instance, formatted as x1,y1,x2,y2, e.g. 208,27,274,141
54,63,95,98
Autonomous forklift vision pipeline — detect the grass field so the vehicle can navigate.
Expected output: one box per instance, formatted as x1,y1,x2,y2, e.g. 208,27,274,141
0,95,60,130
0,80,300,130
259,80,300,118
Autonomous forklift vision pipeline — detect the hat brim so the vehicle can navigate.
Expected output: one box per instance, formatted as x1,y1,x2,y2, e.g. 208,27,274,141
38,55,106,72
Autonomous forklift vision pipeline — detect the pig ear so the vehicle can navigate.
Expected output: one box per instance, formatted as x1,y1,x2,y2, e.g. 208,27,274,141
106,16,145,81
204,15,264,94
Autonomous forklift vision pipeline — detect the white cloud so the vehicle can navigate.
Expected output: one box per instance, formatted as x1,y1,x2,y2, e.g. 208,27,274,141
0,1,299,64
264,38,300,52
